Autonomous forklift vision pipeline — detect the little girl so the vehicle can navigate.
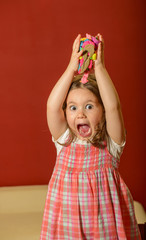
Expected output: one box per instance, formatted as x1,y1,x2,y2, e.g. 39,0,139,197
40,34,141,239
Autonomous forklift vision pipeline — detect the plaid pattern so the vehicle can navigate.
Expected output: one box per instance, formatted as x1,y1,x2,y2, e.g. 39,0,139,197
40,143,141,239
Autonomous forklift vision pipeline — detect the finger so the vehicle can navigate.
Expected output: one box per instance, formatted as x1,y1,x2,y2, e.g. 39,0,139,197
98,42,102,55
95,33,100,40
77,49,83,57
94,42,102,63
75,36,81,52
97,33,102,40
73,34,81,51
98,39,105,65
98,34,104,47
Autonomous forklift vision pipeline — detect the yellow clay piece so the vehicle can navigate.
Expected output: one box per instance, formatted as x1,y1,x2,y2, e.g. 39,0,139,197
80,38,86,41
92,53,97,60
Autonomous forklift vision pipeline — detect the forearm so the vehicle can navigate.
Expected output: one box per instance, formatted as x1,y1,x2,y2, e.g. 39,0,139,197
94,34,125,144
47,66,75,111
95,65,121,111
47,34,82,112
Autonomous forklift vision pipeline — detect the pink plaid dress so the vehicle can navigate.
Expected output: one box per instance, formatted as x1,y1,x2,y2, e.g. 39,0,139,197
40,141,141,239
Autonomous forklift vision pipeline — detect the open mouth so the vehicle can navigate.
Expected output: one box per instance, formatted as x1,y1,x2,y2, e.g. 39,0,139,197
77,124,92,138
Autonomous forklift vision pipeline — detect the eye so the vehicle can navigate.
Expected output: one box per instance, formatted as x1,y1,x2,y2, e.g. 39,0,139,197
85,104,93,110
70,105,77,111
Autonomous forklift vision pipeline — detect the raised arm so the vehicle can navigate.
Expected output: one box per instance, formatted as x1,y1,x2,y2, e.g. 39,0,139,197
94,34,125,144
47,34,83,140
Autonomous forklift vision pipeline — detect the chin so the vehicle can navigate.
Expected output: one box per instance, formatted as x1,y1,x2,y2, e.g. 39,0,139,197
77,133,93,141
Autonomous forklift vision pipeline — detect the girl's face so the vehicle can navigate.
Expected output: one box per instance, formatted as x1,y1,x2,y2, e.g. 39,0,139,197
66,88,103,140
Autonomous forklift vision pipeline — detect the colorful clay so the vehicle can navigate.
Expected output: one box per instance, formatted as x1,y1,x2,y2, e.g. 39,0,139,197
78,33,100,83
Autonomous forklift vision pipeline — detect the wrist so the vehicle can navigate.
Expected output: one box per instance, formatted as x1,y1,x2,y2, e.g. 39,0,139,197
63,65,76,81
94,62,105,71
94,63,107,78
66,63,76,74
95,63,106,75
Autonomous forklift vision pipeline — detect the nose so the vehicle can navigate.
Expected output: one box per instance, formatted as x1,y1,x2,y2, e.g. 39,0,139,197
77,109,86,119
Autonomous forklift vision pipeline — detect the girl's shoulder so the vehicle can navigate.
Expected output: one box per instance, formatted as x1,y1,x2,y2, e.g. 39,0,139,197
52,129,126,158
106,134,126,159
52,128,70,155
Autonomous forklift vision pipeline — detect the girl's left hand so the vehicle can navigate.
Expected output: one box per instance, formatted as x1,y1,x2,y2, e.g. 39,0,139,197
94,33,105,68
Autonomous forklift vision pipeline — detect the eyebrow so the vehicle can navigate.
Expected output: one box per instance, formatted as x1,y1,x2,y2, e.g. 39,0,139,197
67,101,77,105
67,100,96,105
86,100,96,103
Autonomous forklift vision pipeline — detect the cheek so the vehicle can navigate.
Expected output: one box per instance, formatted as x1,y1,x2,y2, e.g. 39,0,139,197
91,109,103,125
66,111,75,127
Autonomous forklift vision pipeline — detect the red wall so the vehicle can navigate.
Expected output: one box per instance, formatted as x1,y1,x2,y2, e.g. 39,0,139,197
0,0,145,209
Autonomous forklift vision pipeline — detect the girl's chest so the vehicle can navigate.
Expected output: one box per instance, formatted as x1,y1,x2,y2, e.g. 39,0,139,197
56,143,119,172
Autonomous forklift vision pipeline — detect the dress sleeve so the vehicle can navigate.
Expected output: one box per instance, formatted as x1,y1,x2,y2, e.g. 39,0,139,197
52,129,70,155
106,135,126,159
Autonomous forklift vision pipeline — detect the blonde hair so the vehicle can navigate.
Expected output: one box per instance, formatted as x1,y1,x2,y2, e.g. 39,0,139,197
61,74,106,147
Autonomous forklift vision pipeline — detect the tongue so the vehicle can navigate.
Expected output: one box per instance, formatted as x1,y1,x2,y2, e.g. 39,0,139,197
78,124,91,138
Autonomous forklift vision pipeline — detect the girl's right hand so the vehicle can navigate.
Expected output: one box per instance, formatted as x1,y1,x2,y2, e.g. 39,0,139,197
68,34,83,72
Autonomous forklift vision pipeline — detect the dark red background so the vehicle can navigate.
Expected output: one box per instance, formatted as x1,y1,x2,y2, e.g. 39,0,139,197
0,0,145,209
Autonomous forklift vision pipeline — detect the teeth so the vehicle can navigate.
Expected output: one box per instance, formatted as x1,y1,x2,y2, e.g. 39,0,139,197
77,124,91,137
